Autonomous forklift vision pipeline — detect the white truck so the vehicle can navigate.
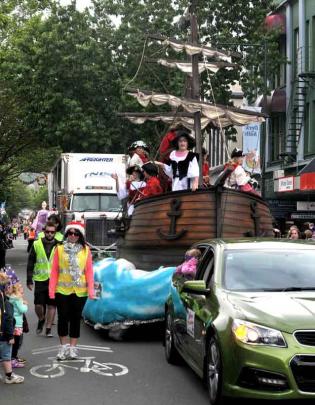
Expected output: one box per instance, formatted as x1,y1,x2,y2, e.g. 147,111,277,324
48,153,126,247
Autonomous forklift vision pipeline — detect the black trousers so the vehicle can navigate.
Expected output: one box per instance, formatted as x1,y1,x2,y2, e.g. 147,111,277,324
55,293,87,339
12,334,23,359
0,248,5,268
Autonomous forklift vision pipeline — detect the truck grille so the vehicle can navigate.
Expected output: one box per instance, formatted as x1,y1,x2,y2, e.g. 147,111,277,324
290,355,315,392
85,218,116,247
294,331,315,346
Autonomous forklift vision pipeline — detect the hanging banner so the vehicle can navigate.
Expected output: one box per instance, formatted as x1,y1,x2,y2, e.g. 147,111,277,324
242,122,261,174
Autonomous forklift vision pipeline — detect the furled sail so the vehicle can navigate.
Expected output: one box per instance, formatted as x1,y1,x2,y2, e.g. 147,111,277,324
162,38,233,63
157,58,237,75
127,90,266,127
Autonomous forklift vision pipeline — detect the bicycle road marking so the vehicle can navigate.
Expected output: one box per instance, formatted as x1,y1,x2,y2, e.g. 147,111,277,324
30,358,129,379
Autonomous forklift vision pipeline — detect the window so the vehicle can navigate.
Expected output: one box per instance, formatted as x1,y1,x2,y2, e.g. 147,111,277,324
224,249,315,292
196,247,214,284
304,102,315,156
270,113,286,161
293,28,299,77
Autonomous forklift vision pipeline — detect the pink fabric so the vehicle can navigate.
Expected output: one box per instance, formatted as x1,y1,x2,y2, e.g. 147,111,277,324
175,257,198,277
49,246,95,299
175,151,188,158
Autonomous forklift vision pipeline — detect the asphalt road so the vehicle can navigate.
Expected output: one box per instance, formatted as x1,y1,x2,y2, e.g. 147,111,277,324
1,238,310,405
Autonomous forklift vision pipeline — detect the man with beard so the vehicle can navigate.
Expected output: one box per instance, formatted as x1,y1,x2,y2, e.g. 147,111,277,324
26,221,59,337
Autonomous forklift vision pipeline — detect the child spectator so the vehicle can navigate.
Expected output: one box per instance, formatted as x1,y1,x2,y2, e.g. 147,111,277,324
6,270,28,368
175,248,202,279
0,272,24,384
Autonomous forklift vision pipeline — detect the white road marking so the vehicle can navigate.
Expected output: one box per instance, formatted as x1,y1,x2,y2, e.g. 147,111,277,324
32,344,113,355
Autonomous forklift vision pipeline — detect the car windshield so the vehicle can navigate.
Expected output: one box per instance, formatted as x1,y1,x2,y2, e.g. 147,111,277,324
224,249,315,292
71,194,121,212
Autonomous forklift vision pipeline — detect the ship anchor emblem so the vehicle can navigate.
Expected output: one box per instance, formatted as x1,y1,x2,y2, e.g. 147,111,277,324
157,199,187,241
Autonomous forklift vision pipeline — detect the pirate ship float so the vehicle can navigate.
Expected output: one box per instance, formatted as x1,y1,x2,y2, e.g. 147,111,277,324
117,1,273,270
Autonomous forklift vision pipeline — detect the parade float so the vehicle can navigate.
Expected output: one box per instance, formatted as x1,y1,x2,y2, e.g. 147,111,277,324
84,1,274,328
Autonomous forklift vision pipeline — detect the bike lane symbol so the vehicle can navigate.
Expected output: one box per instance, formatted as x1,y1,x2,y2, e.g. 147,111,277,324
30,345,129,379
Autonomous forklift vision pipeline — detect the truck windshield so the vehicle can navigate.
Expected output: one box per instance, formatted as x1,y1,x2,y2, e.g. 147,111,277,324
71,194,121,212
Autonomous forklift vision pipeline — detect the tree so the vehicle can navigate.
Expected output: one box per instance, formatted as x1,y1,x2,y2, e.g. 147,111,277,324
1,1,123,152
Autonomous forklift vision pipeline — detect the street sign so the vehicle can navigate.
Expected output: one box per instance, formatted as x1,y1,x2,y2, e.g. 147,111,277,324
297,201,315,211
275,176,295,192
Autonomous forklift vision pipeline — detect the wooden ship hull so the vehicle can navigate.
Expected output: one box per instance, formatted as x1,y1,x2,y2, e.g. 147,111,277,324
118,187,273,270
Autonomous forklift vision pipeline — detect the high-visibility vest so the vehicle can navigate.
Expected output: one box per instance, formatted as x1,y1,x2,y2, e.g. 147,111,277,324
33,239,56,282
56,244,89,297
28,230,35,240
37,231,64,242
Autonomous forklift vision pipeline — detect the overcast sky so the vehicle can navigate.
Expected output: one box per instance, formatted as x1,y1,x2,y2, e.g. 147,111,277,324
60,0,92,11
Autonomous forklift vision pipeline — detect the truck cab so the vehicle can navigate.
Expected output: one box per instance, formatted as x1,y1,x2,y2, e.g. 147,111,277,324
49,153,126,247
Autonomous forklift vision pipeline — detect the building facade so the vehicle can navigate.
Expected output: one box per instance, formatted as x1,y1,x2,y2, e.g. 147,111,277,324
263,0,315,232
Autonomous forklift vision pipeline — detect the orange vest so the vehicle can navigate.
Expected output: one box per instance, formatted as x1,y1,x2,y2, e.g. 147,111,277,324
28,230,35,240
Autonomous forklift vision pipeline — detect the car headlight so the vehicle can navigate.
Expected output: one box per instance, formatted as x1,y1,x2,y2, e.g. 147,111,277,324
232,319,286,347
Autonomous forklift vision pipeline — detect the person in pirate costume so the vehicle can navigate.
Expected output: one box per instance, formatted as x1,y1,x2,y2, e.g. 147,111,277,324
155,130,199,192
111,165,146,216
136,162,163,201
128,140,150,168
224,148,256,194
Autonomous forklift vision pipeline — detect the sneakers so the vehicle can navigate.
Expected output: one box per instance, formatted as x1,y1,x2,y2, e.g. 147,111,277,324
4,373,24,384
45,328,53,338
36,319,45,335
68,346,79,360
56,344,69,361
11,359,25,368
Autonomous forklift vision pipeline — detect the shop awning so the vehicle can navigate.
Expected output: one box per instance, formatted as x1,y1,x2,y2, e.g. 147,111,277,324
255,88,286,114
298,158,315,190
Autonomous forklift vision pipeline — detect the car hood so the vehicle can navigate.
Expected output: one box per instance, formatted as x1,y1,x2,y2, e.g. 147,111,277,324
226,291,315,333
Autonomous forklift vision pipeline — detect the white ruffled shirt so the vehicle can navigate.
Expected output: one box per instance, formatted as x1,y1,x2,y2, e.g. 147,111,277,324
225,165,250,188
163,151,199,191
117,180,146,216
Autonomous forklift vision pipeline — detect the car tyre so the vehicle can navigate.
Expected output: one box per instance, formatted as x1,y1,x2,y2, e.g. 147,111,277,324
206,336,223,405
164,310,180,364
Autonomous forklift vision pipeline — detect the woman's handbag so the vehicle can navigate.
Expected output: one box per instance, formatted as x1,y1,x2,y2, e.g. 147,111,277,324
22,314,29,334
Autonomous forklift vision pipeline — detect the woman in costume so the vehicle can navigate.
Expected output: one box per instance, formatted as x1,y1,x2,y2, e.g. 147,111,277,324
49,221,94,361
111,165,146,216
155,130,199,192
128,140,150,168
224,148,257,194
32,201,49,237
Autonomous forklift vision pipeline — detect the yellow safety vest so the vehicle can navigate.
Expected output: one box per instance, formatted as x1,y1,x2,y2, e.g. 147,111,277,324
33,239,56,282
56,244,89,297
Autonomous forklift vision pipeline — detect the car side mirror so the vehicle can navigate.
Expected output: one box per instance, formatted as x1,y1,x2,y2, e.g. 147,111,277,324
181,280,210,296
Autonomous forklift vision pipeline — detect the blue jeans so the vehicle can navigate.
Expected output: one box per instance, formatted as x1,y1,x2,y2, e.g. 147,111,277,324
0,341,12,361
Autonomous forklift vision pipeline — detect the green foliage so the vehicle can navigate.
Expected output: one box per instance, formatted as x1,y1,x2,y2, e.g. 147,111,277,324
0,0,284,161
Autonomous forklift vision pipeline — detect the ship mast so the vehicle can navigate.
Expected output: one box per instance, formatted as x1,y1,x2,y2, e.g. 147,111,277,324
189,0,203,186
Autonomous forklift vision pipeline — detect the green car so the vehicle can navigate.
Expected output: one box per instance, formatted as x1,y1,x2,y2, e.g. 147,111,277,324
164,239,315,403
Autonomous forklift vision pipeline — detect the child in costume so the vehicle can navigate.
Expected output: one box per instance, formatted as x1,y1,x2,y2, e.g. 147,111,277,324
5,267,28,368
0,272,24,384
175,248,202,279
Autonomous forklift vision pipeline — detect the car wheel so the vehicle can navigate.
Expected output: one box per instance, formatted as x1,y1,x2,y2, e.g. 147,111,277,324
165,310,180,364
206,336,223,405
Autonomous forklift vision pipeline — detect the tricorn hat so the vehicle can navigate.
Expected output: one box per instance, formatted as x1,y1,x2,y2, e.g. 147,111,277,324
126,165,142,175
231,148,244,159
142,162,159,177
171,129,195,150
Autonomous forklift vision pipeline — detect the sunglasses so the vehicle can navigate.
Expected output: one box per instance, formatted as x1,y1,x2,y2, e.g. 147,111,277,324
45,230,56,235
68,231,80,237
